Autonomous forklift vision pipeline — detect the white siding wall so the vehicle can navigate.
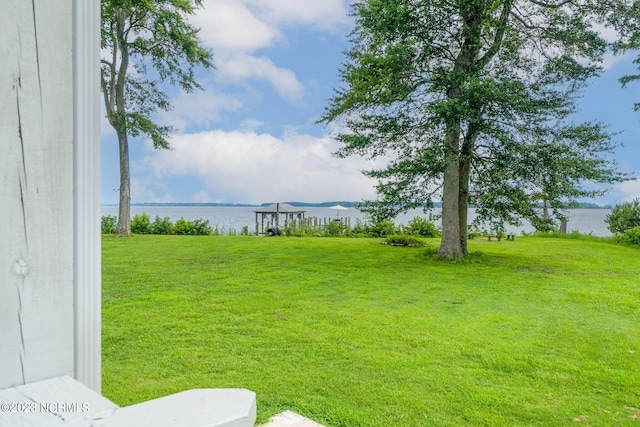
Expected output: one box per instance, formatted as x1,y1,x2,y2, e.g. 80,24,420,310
0,0,75,388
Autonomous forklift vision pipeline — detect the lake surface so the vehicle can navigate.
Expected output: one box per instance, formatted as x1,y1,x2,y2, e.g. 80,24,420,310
101,205,613,237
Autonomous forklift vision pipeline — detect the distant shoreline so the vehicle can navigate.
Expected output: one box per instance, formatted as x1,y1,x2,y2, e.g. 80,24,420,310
102,201,365,208
101,201,612,209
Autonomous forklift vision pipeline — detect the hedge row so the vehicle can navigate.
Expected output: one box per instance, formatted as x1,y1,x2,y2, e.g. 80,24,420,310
102,214,215,236
102,214,441,239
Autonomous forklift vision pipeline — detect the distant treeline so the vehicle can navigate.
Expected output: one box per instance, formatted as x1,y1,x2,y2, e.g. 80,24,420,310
103,201,611,209
261,201,363,208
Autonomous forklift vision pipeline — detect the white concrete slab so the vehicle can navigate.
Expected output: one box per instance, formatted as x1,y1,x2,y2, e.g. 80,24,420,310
0,376,118,426
62,388,257,427
0,376,256,427
259,410,326,427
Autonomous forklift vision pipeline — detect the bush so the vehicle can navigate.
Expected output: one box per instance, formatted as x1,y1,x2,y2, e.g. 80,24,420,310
383,234,426,247
131,213,152,234
283,221,314,237
101,215,117,234
620,226,640,245
150,216,174,234
402,216,440,237
324,220,345,237
174,217,212,235
174,218,191,235
368,219,398,237
531,217,557,233
606,199,640,235
350,219,369,237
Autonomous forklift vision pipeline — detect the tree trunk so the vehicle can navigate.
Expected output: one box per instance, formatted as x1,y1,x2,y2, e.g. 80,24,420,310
459,157,471,256
437,10,479,259
459,128,477,255
438,123,463,259
115,126,131,236
113,7,131,237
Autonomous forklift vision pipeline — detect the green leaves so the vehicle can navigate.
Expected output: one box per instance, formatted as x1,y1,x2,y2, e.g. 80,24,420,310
322,0,631,257
101,0,213,148
101,0,214,235
473,120,627,231
606,199,640,235
620,54,640,111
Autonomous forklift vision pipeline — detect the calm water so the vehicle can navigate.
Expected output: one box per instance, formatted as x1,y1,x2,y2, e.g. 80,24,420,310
101,205,613,237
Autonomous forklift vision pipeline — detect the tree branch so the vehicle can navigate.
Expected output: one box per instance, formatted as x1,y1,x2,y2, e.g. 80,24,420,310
477,1,514,68
510,7,539,31
100,73,114,118
527,0,574,8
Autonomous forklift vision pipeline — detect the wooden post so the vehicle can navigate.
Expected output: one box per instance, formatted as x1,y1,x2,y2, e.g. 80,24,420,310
73,0,102,392
1,0,75,389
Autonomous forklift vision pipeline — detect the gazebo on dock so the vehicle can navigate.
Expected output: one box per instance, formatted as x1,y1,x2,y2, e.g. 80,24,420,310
254,203,306,235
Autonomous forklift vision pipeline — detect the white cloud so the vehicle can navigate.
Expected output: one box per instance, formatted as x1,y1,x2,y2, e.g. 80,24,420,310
216,54,304,100
100,113,115,138
246,0,351,31
192,190,213,203
159,87,243,132
240,119,265,131
144,129,378,203
615,178,640,202
600,50,632,71
194,0,350,44
189,0,349,102
191,1,281,53
130,175,173,203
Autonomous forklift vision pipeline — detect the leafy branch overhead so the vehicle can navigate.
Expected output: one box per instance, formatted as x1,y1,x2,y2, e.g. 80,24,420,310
101,0,213,236
322,0,634,258
101,0,213,148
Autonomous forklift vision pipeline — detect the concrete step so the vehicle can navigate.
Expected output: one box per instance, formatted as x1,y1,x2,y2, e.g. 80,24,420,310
258,410,325,427
0,376,256,427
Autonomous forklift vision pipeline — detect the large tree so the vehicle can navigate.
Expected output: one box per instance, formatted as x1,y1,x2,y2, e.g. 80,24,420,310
322,0,630,258
101,0,213,236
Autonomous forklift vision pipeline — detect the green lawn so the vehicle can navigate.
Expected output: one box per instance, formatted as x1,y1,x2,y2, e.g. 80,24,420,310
102,235,640,426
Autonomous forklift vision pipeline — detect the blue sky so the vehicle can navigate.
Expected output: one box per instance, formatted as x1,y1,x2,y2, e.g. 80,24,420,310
101,0,640,206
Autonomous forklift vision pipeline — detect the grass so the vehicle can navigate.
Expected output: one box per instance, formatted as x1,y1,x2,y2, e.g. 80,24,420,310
102,235,640,426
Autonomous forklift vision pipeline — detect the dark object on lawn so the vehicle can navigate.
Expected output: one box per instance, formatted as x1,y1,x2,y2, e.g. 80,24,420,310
267,227,281,236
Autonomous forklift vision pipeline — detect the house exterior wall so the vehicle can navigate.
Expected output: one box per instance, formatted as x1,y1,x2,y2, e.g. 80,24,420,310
0,0,76,389
73,0,102,393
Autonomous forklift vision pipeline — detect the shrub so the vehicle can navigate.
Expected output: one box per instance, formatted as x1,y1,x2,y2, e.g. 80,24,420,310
324,220,345,237
531,217,557,233
350,219,369,237
131,213,152,234
174,218,192,235
101,215,117,234
283,221,300,236
403,216,440,237
189,219,212,235
368,219,398,237
174,217,212,235
383,234,426,247
283,220,321,237
606,199,640,235
620,226,640,245
150,216,174,234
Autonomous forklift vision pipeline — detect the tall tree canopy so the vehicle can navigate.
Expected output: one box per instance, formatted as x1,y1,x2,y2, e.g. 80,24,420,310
322,0,632,258
101,0,213,236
